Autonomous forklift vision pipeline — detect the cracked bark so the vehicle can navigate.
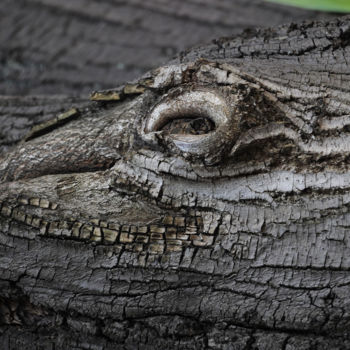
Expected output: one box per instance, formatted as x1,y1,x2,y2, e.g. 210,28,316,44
0,0,336,95
1,11,350,350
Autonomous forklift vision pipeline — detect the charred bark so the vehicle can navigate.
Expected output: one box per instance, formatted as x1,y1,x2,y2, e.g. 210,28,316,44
1,13,350,350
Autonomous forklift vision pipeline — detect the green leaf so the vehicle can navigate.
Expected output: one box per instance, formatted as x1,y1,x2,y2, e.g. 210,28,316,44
266,0,350,12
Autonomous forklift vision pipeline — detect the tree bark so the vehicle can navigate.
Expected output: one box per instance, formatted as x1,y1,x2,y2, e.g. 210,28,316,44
0,95,90,156
0,0,335,95
1,13,350,350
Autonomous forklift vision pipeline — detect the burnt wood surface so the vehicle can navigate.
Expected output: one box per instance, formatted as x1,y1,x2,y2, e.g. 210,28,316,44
1,3,350,350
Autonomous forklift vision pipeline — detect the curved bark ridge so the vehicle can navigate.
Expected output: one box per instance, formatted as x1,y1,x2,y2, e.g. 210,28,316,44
1,17,350,349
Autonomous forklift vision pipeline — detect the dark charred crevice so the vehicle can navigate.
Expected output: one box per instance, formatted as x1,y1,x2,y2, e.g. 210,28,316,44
2,159,118,183
23,109,81,142
0,285,50,328
1,291,348,347
333,24,350,49
269,185,350,203
49,159,118,177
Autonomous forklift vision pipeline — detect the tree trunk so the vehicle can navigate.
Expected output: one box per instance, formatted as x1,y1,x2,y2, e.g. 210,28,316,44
1,14,350,350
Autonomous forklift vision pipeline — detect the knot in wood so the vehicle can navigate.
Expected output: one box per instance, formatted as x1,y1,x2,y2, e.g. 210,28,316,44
144,88,240,165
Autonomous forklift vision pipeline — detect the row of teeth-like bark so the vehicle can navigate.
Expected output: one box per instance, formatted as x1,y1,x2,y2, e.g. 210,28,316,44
17,197,58,210
0,201,216,252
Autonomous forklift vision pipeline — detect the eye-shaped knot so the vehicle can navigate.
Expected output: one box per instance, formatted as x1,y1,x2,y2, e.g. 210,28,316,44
144,88,238,165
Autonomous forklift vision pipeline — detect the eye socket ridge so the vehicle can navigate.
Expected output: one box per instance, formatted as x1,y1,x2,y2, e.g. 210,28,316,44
143,88,237,164
145,90,229,134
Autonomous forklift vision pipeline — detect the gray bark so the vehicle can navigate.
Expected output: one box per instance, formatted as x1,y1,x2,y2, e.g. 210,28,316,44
0,0,335,95
1,13,350,350
0,95,90,156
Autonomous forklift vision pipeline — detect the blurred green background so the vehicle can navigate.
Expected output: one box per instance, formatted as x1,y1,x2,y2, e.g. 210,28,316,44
267,0,350,12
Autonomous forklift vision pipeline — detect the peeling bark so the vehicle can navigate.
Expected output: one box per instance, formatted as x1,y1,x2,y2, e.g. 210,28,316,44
1,14,350,350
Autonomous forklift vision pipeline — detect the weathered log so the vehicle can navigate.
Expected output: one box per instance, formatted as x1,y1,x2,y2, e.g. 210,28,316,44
0,0,335,95
1,15,350,349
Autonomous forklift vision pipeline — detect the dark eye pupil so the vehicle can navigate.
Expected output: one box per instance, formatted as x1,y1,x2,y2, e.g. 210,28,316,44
161,116,215,135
